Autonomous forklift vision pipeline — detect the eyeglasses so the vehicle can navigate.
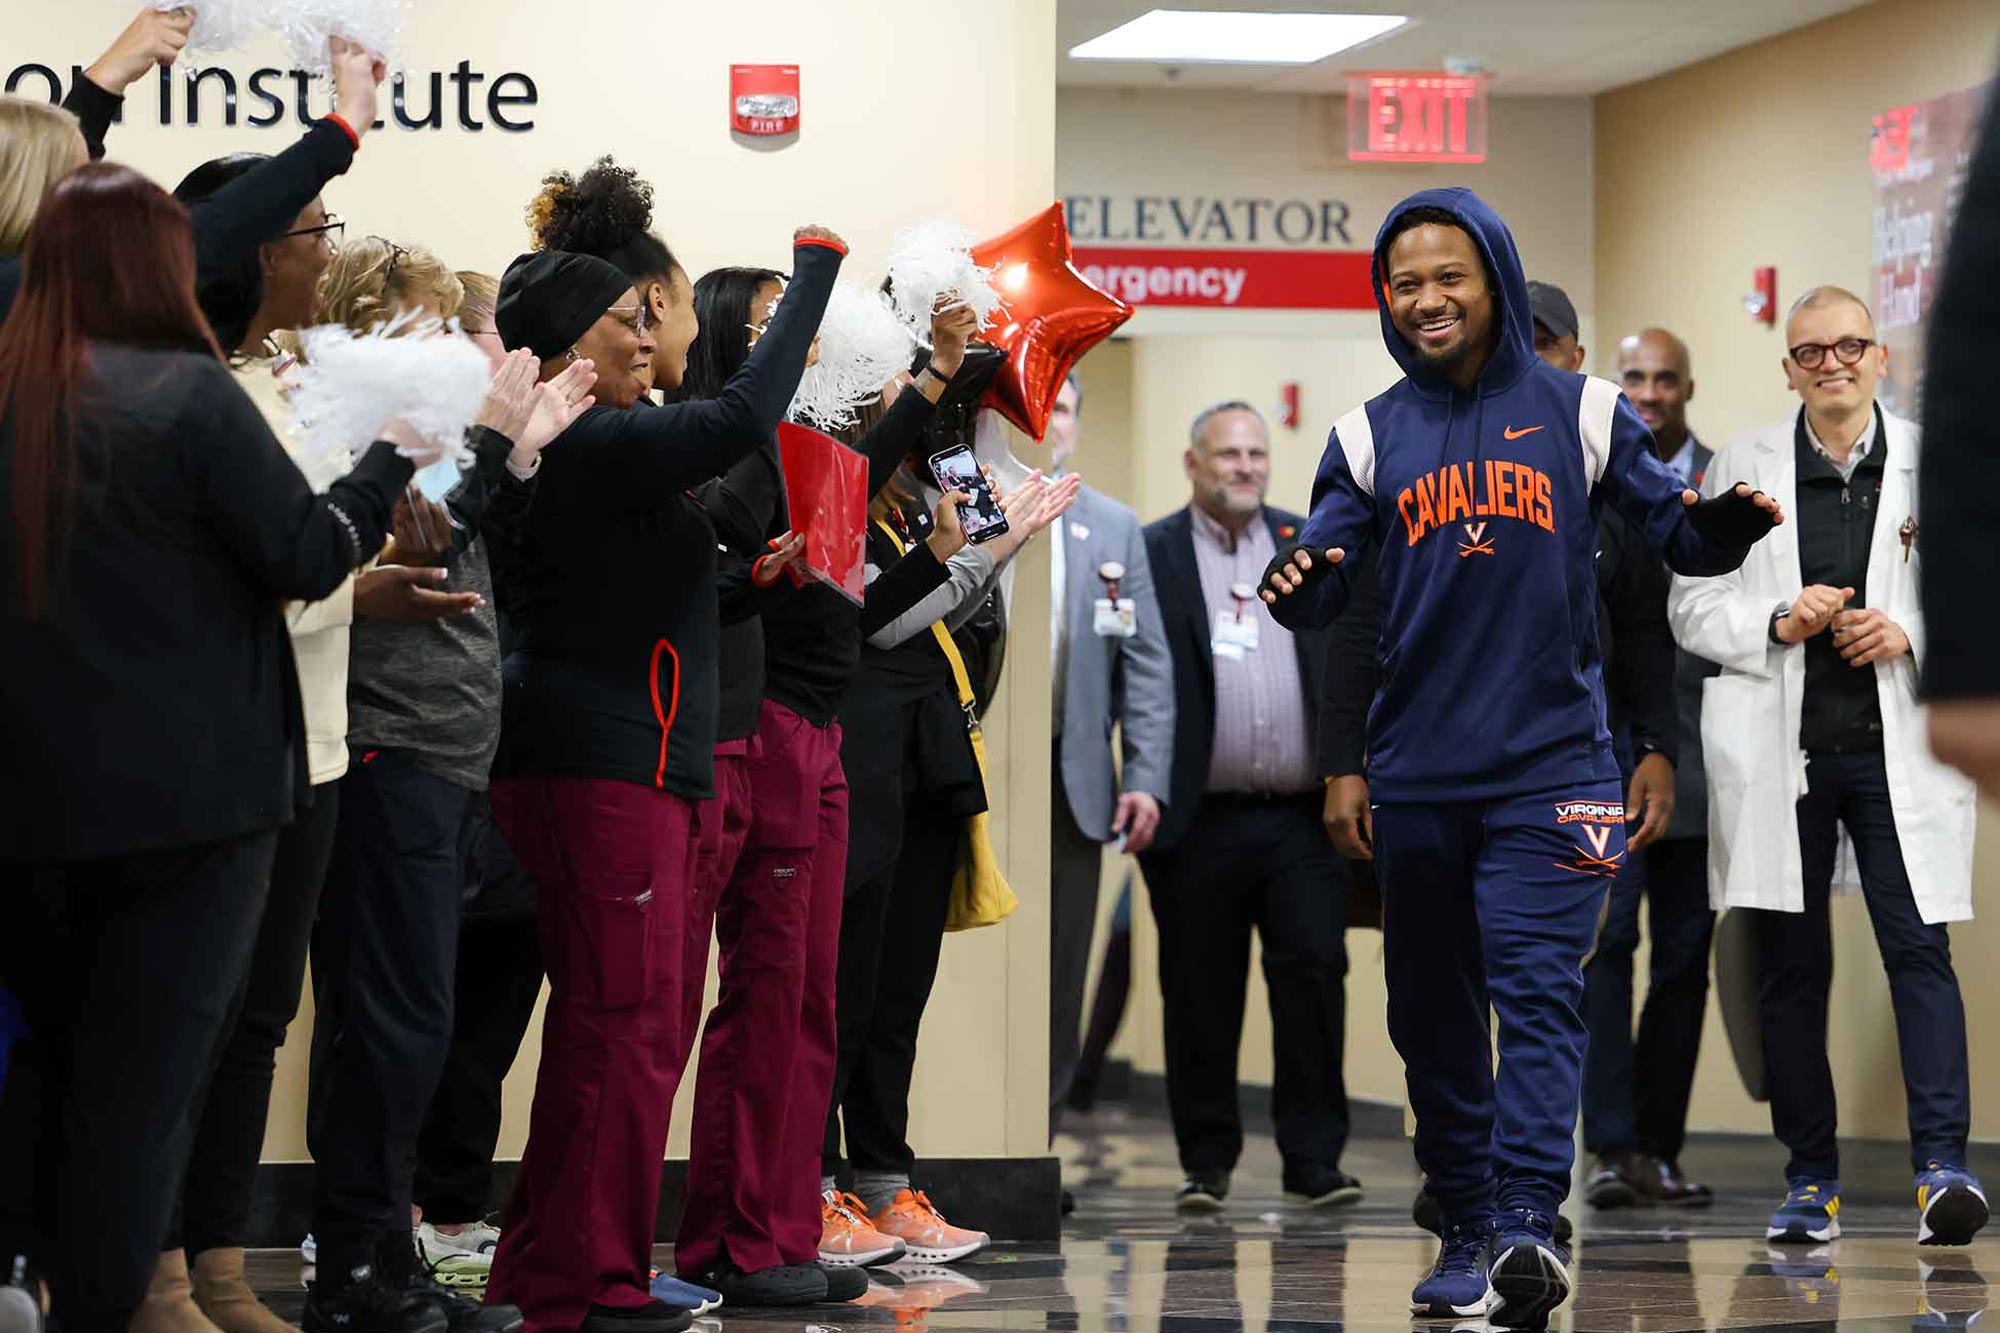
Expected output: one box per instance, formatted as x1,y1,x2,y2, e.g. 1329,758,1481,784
382,241,409,287
604,303,652,337
284,214,344,246
1788,337,1875,370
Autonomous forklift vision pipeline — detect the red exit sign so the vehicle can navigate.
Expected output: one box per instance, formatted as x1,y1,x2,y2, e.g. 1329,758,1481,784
1346,71,1490,164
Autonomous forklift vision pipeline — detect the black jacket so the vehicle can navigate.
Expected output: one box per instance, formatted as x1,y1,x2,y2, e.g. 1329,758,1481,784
1596,507,1678,772
0,79,357,318
1142,505,1328,853
491,239,840,800
1920,72,2000,699
837,514,986,889
0,346,409,858
759,387,942,727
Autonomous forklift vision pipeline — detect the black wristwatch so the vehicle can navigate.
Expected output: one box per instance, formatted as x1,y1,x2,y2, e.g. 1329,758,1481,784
1768,602,1791,644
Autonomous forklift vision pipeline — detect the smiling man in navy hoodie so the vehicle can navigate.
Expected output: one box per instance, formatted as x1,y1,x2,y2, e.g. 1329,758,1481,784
1261,189,1783,1330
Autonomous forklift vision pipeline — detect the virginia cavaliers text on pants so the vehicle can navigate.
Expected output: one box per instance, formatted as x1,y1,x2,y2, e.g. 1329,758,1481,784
1374,782,1626,1224
677,701,851,1275
484,777,695,1333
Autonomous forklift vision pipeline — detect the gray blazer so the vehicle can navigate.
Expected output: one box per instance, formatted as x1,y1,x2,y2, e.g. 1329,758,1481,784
1056,483,1175,841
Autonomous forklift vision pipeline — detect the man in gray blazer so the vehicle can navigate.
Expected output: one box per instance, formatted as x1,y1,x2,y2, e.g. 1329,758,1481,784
1047,373,1175,1140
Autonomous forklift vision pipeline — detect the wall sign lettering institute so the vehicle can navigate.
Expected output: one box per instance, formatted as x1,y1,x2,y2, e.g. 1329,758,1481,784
1064,195,1355,247
4,61,539,132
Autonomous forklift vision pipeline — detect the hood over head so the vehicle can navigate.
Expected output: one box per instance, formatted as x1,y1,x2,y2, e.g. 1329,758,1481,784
1371,187,1535,398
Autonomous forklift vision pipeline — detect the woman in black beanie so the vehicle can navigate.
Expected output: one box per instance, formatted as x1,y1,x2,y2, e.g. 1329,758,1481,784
483,219,842,1333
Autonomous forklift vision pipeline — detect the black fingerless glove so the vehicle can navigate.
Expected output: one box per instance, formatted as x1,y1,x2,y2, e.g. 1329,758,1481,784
1261,545,1336,599
1685,487,1779,549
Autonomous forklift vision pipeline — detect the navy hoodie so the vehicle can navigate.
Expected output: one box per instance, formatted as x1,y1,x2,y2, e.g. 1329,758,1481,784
1269,188,1749,802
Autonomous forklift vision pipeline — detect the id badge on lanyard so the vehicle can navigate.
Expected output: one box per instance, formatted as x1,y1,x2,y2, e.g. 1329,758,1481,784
1212,581,1260,661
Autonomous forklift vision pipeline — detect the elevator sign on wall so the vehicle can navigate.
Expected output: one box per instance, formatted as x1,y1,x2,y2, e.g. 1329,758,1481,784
1346,71,1489,164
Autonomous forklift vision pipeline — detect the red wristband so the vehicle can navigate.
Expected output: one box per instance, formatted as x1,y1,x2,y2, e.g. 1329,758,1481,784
793,236,848,258
325,113,361,149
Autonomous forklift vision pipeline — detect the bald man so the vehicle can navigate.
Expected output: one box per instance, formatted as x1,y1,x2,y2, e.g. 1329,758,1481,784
1669,287,1982,1247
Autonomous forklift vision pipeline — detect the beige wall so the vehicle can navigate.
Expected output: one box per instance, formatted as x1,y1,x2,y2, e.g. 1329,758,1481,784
1594,0,2000,1140
12,0,1055,1163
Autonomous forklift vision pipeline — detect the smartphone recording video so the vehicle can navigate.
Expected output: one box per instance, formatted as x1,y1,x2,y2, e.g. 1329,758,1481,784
927,445,1011,545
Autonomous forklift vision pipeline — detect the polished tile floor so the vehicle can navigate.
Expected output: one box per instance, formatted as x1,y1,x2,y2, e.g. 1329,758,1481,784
249,1107,1998,1330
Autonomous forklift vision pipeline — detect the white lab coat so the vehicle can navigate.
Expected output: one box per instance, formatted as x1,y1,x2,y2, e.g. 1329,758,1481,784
1667,409,1976,925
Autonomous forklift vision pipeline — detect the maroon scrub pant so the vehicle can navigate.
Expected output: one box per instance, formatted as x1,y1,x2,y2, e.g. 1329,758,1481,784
675,701,849,1275
681,741,756,1072
484,776,695,1333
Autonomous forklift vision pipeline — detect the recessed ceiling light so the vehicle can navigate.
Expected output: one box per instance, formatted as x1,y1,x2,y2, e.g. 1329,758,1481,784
1068,9,1409,65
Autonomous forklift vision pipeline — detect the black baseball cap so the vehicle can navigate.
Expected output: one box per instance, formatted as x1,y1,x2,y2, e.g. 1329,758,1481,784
1526,280,1579,342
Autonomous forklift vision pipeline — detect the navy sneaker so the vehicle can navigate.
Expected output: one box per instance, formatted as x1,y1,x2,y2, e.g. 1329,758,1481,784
1917,1162,1991,1247
647,1273,722,1315
1767,1177,1842,1244
1410,1218,1494,1320
1487,1209,1572,1331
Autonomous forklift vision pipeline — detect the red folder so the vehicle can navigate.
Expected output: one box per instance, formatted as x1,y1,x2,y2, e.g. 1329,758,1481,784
777,422,868,605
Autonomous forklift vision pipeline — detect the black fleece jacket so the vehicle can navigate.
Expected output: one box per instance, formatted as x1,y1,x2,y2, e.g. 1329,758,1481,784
491,239,842,799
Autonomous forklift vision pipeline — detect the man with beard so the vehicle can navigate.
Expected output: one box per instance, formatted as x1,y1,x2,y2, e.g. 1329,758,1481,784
1260,190,1781,1329
1137,400,1361,1220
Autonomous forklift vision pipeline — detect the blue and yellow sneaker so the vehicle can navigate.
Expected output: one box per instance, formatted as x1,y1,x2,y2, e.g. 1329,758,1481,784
1487,1208,1572,1330
1767,1177,1841,1243
1410,1217,1495,1320
1917,1162,1990,1247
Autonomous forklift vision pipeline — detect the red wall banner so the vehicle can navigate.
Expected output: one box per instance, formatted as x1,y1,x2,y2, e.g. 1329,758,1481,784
1072,246,1376,311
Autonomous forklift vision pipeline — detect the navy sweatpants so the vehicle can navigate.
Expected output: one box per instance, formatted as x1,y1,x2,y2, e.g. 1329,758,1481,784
1376,781,1625,1225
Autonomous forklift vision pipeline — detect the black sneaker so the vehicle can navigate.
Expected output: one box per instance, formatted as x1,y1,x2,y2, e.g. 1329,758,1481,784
303,1265,449,1333
815,1263,868,1303
1283,1164,1364,1208
1175,1172,1229,1214
688,1262,827,1308
579,1300,694,1333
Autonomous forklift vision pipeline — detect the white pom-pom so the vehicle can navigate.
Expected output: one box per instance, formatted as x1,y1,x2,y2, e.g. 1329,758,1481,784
788,283,916,432
264,0,407,73
288,311,493,477
886,219,1003,336
160,0,261,57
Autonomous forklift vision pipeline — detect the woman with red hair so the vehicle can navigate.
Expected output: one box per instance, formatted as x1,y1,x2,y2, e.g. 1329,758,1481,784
0,163,423,1333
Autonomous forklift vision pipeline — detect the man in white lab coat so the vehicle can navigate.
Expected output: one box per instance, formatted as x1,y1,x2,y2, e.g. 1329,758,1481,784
1669,286,1982,1249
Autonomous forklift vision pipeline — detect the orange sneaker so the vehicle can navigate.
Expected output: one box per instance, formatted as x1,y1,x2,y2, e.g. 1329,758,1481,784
820,1190,908,1268
868,1189,989,1264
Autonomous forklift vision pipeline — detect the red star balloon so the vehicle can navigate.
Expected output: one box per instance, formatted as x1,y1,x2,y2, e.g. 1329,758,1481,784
970,203,1132,440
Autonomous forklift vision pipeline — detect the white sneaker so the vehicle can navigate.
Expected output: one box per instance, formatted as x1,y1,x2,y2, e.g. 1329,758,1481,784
416,1221,498,1291
417,1221,501,1257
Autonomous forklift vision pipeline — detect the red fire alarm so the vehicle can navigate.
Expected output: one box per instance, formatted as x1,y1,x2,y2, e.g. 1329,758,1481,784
1278,381,1301,429
730,65,800,136
1745,266,1778,326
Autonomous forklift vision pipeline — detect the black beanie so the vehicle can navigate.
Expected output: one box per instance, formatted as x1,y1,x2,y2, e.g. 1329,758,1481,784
496,250,633,359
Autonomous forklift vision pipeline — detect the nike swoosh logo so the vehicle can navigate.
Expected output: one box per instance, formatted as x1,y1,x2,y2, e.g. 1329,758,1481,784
1503,425,1544,440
